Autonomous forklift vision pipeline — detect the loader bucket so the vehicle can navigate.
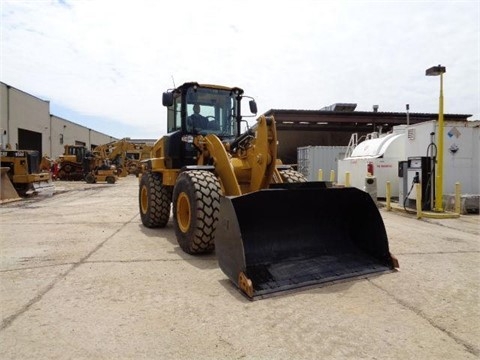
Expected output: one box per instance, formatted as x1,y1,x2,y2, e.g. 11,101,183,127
214,184,398,299
0,167,21,204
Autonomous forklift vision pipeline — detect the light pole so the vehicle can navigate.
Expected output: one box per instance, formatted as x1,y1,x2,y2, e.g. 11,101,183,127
426,65,446,212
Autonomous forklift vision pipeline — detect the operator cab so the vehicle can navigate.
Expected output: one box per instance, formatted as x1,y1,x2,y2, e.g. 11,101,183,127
163,82,257,141
162,82,257,167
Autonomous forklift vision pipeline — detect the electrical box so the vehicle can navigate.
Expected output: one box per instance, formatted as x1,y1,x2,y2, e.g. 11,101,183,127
406,156,434,210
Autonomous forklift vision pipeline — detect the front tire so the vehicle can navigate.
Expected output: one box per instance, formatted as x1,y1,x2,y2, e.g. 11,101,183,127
139,172,172,228
172,170,221,255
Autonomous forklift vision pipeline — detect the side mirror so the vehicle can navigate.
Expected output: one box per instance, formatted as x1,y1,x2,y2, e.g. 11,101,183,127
249,100,258,114
162,92,174,107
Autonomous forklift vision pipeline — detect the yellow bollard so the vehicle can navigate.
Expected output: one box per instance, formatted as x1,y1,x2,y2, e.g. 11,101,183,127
455,182,461,215
416,183,422,219
317,169,323,181
345,172,351,187
330,170,335,183
386,181,391,211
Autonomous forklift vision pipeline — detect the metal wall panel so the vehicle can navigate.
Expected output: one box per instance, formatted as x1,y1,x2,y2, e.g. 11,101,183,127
9,87,50,154
297,146,348,182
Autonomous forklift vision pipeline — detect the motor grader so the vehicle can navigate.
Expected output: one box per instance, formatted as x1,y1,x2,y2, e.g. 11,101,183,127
139,82,398,299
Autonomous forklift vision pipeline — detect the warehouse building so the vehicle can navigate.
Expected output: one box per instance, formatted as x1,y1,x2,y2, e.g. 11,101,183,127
267,106,473,165
0,82,116,158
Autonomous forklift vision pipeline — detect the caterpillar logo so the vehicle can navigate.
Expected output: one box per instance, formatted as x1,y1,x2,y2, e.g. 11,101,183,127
1,151,26,157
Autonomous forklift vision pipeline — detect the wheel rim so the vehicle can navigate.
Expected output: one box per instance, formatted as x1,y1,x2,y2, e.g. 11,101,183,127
140,186,148,214
177,192,191,233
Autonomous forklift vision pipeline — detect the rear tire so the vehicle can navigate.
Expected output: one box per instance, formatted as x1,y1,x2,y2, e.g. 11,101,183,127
172,170,221,255
279,169,307,183
85,173,95,184
57,169,66,180
139,172,172,228
106,176,115,184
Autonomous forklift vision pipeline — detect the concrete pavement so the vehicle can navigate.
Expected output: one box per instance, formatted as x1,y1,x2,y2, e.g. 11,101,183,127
1,176,478,359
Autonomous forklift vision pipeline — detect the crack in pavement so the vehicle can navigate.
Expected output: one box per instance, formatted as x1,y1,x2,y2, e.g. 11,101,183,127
394,250,479,256
0,258,216,274
368,280,479,357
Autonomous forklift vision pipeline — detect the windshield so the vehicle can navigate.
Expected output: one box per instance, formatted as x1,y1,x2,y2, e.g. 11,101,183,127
185,87,238,137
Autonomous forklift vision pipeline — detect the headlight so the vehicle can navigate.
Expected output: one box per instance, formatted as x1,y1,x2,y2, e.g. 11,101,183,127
181,135,194,143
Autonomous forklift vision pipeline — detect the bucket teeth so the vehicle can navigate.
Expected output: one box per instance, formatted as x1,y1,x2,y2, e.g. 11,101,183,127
238,272,254,299
390,253,400,268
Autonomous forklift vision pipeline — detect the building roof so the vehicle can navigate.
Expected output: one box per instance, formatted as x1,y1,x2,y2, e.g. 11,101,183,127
264,109,472,133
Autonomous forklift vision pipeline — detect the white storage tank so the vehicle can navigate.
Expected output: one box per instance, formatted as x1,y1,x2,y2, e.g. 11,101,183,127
337,128,406,198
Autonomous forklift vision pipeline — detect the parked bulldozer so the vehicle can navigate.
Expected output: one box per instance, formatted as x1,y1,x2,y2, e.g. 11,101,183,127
139,82,398,299
0,149,54,197
57,145,117,184
57,145,89,180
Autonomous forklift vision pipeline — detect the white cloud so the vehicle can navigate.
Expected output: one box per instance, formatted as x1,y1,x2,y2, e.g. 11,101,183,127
1,0,479,138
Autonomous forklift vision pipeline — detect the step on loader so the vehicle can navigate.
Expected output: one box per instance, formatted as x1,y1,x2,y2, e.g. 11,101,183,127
139,82,398,299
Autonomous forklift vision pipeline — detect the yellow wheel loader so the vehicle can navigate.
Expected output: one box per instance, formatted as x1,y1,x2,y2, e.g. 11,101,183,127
0,149,54,197
139,82,398,299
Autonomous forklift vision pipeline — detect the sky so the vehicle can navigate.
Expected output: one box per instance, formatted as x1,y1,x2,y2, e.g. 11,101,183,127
1,0,479,139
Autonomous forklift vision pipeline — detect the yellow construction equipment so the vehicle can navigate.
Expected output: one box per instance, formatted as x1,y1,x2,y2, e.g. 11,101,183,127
57,145,117,183
39,155,56,173
139,82,398,299
125,144,152,176
84,168,117,184
93,139,144,177
57,145,90,180
0,167,21,203
0,149,54,196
